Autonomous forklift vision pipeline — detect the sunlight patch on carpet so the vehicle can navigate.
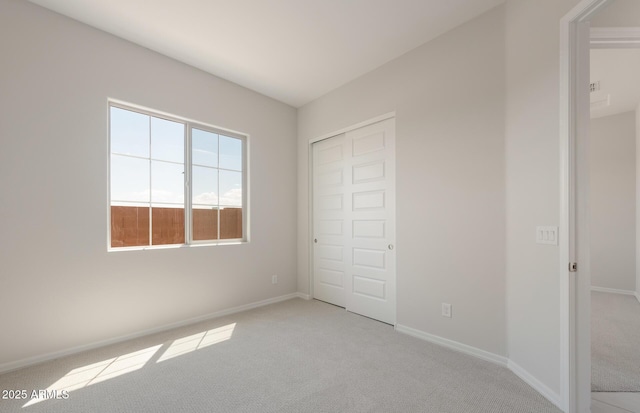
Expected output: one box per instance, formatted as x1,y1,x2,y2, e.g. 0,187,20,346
157,323,236,363
21,322,236,408
23,344,162,407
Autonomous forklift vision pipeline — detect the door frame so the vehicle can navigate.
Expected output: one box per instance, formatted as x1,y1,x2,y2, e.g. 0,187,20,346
590,27,640,48
559,1,614,412
308,112,396,307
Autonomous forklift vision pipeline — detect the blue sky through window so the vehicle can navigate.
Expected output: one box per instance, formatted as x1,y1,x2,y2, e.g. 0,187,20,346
110,107,243,208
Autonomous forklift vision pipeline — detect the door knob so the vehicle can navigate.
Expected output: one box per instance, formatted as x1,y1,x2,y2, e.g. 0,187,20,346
388,244,394,250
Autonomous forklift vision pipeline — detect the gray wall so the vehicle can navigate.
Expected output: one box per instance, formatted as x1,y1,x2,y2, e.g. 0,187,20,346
0,0,298,369
298,6,506,357
592,0,640,27
504,0,581,400
590,111,636,292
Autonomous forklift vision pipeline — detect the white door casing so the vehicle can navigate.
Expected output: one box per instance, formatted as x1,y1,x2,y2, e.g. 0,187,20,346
312,117,396,325
560,1,614,412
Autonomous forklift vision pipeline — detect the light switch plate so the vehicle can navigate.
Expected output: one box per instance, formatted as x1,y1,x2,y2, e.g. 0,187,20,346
442,303,452,318
536,226,558,245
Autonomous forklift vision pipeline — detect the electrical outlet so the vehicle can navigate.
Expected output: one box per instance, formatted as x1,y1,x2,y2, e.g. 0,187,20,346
272,275,278,284
442,303,452,318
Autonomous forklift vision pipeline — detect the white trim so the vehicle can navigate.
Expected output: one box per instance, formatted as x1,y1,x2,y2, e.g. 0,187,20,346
295,292,312,300
108,98,248,139
560,2,615,412
508,360,563,411
636,292,640,304
591,286,636,296
396,324,564,409
559,10,580,413
0,293,301,374
308,112,396,145
395,324,508,367
590,27,640,48
307,134,314,299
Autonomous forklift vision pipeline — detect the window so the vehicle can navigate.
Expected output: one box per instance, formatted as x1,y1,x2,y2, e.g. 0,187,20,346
109,103,247,249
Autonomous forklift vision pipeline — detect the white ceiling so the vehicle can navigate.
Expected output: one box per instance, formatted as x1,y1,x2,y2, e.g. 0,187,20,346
28,0,503,107
590,48,640,119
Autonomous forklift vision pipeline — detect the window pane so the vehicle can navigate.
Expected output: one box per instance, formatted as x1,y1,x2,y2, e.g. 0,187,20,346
151,161,184,205
151,117,184,163
109,104,246,248
152,206,185,245
111,155,150,203
110,205,150,248
192,129,218,167
193,207,218,241
219,170,242,207
220,207,242,239
192,166,218,206
110,107,149,157
219,135,242,171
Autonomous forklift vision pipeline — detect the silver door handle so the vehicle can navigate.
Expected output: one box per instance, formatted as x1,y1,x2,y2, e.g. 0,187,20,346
314,238,318,243
388,244,394,250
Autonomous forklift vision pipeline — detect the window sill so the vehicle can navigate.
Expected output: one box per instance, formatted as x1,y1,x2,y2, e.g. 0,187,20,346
107,240,247,252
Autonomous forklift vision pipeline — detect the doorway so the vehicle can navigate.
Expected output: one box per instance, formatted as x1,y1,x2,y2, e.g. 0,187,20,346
588,37,640,412
561,1,640,411
311,117,396,325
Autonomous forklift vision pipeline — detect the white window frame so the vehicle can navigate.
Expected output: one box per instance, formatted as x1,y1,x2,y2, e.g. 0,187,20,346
107,100,249,251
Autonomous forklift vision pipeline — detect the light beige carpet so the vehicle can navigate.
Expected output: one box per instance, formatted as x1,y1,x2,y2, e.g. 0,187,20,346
0,298,561,412
591,291,640,392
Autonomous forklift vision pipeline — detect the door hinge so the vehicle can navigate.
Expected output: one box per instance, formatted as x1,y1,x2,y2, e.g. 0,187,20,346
569,262,577,272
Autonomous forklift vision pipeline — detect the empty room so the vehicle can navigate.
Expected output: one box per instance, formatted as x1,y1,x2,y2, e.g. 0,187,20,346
0,0,637,412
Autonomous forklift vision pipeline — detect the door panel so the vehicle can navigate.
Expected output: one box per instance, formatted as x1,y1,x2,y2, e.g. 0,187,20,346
346,119,395,324
313,135,347,307
353,220,385,238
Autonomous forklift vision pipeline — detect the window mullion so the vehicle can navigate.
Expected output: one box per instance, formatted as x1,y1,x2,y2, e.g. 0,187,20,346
148,116,153,247
185,124,192,245
217,137,221,241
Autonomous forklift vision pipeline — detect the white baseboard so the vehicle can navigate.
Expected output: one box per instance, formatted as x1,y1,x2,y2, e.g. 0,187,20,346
395,324,563,411
591,286,636,296
394,324,508,367
0,292,301,374
295,292,312,300
507,361,562,411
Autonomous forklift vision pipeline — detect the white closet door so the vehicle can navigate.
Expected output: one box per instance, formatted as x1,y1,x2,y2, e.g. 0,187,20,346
346,119,396,324
312,118,396,325
313,133,348,307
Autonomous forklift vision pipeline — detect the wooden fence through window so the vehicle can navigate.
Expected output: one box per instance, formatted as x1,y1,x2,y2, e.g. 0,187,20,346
110,206,242,247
